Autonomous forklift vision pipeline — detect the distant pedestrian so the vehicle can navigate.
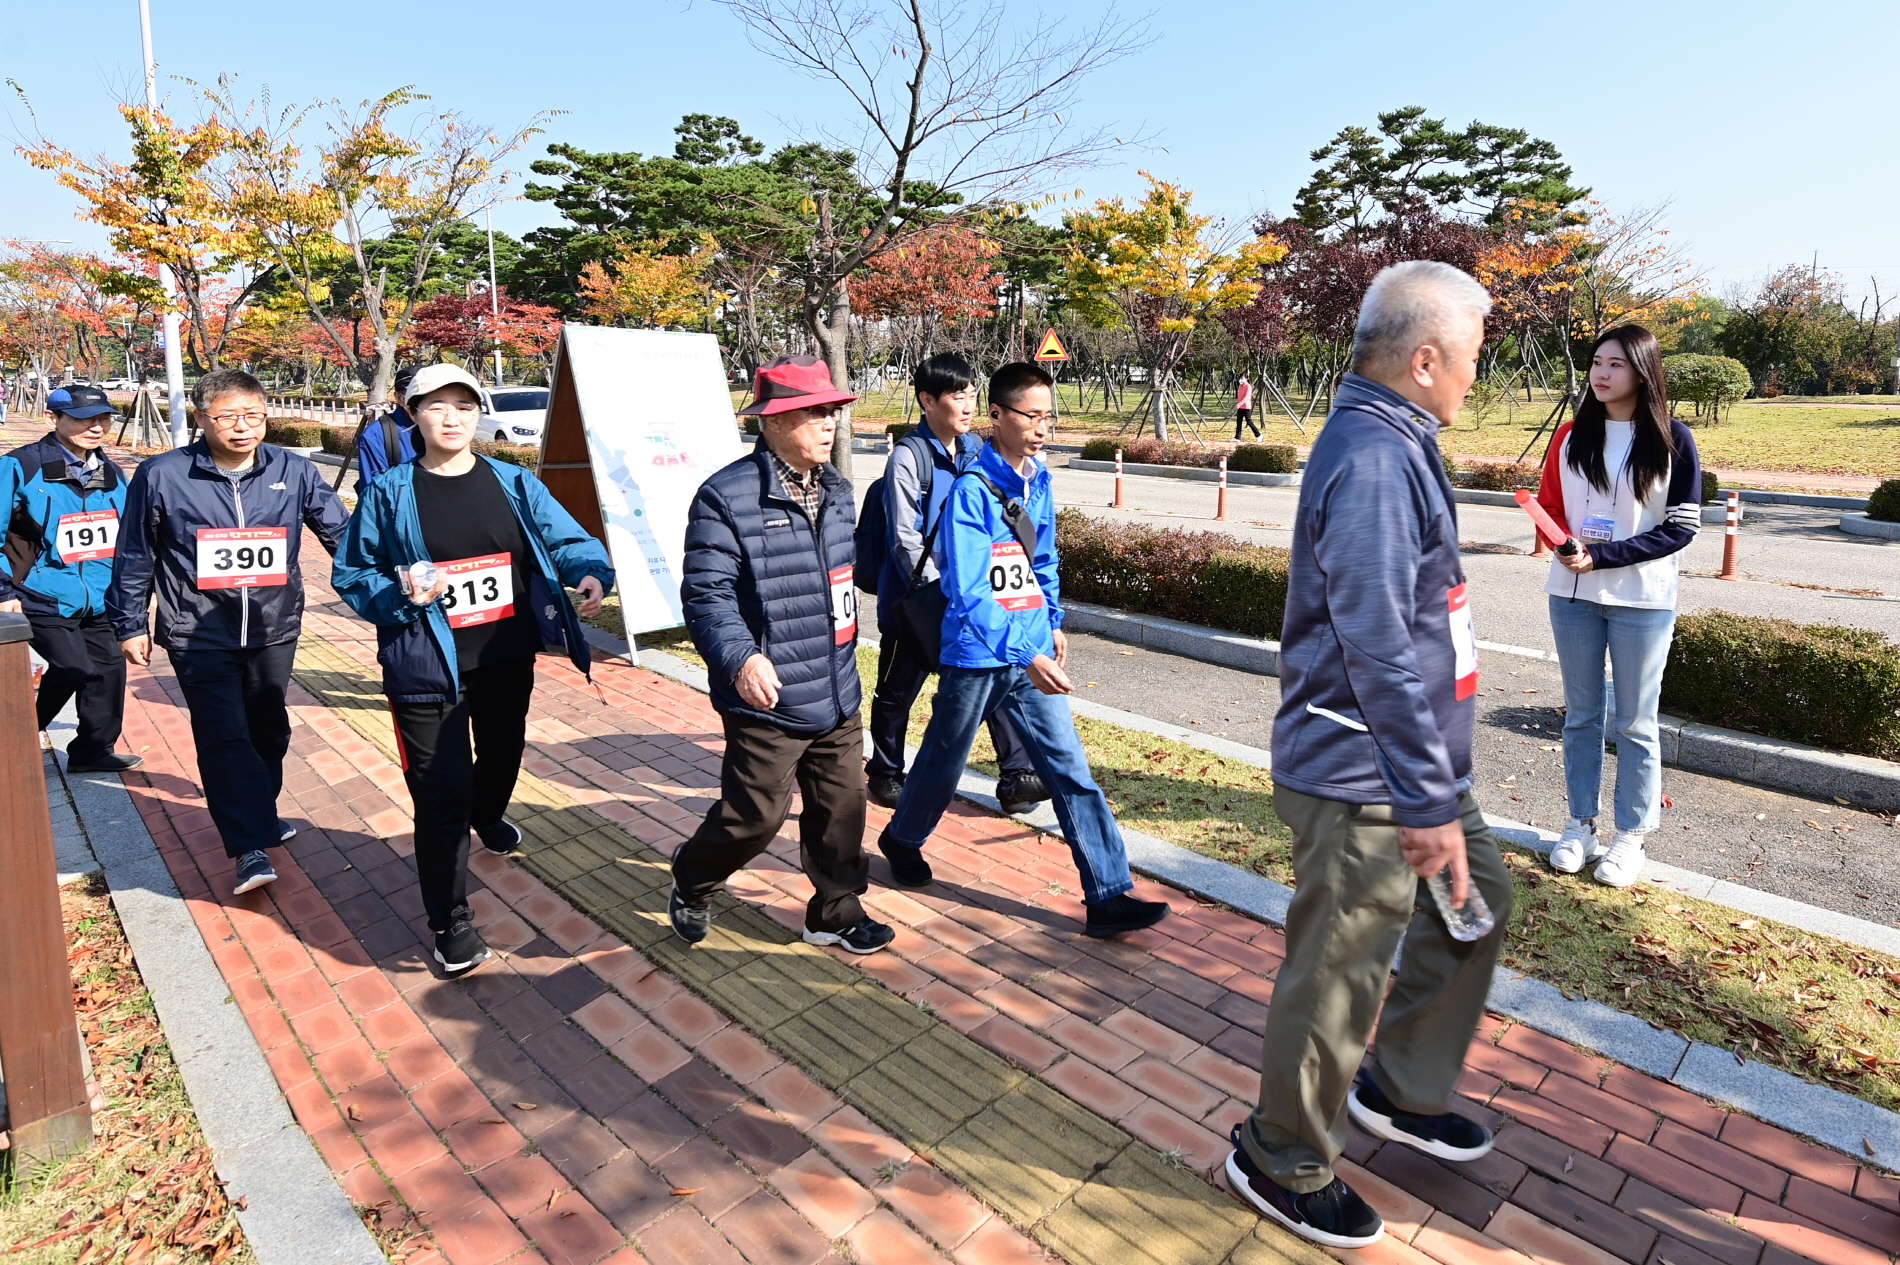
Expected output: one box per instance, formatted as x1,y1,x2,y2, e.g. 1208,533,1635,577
1225,261,1510,1249
877,362,1168,939
1533,325,1700,888
108,368,350,897
355,367,422,488
0,377,11,423
1234,376,1259,439
865,352,1046,817
331,364,613,978
669,355,894,956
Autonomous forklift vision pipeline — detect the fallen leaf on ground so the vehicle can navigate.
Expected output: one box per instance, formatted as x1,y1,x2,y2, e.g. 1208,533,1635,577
670,1187,704,1196
480,1117,506,1125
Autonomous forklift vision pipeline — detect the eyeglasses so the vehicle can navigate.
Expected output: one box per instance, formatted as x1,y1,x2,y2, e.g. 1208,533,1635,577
417,401,482,417
998,404,1056,425
203,411,268,429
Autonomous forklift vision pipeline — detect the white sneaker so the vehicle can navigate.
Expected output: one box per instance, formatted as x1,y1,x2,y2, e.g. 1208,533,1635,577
1593,832,1647,887
1548,818,1603,874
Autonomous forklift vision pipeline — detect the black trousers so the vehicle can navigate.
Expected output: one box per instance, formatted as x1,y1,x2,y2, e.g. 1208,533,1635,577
390,657,536,934
32,610,127,763
866,628,1033,779
1234,407,1259,439
171,641,298,857
673,712,868,933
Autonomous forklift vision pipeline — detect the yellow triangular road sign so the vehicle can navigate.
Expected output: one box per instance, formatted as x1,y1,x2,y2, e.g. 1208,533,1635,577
1034,328,1070,362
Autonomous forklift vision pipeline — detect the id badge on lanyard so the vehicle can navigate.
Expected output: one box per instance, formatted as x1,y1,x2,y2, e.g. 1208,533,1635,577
1447,583,1479,700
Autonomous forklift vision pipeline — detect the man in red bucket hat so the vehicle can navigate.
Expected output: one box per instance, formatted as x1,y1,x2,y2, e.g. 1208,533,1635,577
668,355,895,953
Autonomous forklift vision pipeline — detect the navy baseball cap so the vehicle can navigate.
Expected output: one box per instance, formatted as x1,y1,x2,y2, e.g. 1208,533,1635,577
47,385,119,420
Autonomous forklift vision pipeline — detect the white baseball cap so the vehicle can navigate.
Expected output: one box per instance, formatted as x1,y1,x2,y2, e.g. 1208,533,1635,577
404,363,485,407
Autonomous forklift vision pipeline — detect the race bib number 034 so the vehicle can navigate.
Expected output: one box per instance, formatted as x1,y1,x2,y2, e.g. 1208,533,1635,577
438,553,516,629
55,509,118,563
828,564,857,645
195,526,288,590
988,542,1045,611
1447,582,1479,701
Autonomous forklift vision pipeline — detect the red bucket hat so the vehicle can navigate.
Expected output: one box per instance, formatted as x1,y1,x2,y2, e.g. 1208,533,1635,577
737,354,858,417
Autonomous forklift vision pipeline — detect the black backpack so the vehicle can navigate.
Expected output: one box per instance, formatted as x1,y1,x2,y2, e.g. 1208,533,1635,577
853,429,937,595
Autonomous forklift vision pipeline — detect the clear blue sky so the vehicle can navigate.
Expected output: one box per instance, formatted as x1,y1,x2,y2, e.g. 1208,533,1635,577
5,0,1896,304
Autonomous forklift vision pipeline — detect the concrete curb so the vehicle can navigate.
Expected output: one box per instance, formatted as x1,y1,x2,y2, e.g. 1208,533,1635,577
608,632,1900,1172
1742,489,1867,510
47,750,385,1265
1068,458,1300,487
1841,512,1900,540
1062,600,1900,813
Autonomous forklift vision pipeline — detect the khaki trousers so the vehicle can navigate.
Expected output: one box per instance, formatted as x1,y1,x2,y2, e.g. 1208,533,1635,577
1242,786,1512,1193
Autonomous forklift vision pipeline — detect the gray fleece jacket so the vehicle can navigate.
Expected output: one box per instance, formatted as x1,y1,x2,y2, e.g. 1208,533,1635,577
1270,373,1477,827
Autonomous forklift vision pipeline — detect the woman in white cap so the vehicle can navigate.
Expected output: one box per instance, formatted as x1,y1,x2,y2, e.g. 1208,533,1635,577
331,364,614,977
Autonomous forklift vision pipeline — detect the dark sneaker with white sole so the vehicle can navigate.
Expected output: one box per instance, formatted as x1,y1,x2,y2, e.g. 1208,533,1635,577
232,850,277,895
477,820,523,855
669,885,712,944
434,920,491,978
1347,1070,1493,1161
1224,1124,1383,1248
278,818,298,842
802,917,896,955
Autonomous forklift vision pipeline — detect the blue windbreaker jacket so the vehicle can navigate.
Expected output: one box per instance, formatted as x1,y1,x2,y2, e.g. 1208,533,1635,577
939,442,1064,670
1270,374,1476,828
330,457,615,703
0,435,130,618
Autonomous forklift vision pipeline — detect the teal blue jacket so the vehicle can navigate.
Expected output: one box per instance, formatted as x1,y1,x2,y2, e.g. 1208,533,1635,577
0,435,130,618
330,457,615,703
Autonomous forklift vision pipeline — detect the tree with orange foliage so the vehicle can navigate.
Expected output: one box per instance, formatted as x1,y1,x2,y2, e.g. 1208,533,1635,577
578,237,724,329
850,224,1002,367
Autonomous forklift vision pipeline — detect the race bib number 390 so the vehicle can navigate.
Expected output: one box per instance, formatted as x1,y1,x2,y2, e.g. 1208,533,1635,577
438,553,516,629
195,527,288,590
987,542,1045,611
828,564,857,645
56,509,118,563
1447,582,1479,701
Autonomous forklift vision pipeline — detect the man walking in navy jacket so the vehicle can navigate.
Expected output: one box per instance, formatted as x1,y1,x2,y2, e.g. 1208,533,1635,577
1224,262,1514,1249
669,355,893,956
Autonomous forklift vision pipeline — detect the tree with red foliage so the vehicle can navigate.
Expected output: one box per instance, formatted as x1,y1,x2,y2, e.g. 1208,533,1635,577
850,224,1003,366
407,288,563,368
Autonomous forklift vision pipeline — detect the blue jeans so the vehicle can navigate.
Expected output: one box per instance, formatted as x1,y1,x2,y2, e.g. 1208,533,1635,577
1547,596,1676,833
885,665,1134,905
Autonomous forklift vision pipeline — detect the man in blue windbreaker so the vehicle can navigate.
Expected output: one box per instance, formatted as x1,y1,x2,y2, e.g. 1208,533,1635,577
0,385,140,771
878,362,1168,939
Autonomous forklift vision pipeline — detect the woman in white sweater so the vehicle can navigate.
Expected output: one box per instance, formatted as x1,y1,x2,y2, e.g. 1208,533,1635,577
1530,324,1702,887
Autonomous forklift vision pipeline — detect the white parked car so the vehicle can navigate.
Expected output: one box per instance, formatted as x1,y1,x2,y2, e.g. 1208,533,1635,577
484,386,549,446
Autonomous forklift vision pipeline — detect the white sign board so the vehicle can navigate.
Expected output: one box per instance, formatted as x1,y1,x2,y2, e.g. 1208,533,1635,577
549,326,742,636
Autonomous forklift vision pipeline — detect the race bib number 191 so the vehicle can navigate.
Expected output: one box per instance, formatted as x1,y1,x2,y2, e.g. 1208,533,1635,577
195,526,289,590
828,564,857,645
1448,582,1479,701
56,509,118,563
988,542,1045,611
438,553,516,629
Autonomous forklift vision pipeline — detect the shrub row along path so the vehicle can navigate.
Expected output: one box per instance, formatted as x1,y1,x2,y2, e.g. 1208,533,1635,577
89,519,1898,1265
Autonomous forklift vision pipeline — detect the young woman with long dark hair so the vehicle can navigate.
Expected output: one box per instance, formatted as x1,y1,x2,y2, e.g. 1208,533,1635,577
1532,324,1701,887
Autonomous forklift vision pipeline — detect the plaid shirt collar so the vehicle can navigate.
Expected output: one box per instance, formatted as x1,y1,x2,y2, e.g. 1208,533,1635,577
768,448,824,520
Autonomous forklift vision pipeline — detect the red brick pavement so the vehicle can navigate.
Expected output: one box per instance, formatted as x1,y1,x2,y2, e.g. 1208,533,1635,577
100,533,1900,1265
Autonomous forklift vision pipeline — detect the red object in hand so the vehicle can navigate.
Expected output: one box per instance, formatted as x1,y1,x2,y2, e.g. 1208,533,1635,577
1514,490,1578,556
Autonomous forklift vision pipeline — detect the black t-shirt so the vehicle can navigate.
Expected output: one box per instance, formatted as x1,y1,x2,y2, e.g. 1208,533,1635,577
412,460,544,668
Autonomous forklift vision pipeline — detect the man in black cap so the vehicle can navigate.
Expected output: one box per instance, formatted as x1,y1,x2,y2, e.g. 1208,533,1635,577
0,385,141,771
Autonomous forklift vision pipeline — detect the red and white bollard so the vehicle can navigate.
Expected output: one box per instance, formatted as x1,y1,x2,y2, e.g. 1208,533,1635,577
1216,455,1229,521
1113,448,1125,509
1719,490,1740,580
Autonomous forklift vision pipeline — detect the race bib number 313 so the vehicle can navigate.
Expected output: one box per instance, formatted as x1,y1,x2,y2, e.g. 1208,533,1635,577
1447,582,1479,701
988,542,1045,611
195,527,288,590
56,509,118,563
438,553,516,629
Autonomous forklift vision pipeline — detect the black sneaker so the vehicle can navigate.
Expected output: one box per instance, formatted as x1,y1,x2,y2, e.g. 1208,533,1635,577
434,920,491,978
669,885,712,944
1084,892,1169,938
802,917,896,955
66,751,144,773
232,850,278,895
278,818,298,842
1347,1070,1493,1160
1224,1124,1383,1249
995,771,1050,815
476,820,523,855
877,830,932,889
867,771,906,809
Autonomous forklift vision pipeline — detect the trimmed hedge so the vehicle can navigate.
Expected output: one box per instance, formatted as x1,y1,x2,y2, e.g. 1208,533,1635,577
1460,460,1540,491
1229,444,1298,474
1079,438,1120,461
1055,509,1289,638
886,421,910,439
265,422,327,448
1867,478,1900,523
472,440,539,469
1662,612,1900,759
1701,469,1721,505
320,426,357,457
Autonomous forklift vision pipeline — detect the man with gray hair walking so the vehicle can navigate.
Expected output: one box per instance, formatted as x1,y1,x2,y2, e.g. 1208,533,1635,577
1224,261,1513,1248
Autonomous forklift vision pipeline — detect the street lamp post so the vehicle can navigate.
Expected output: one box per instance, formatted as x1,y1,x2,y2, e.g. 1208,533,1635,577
139,0,189,448
485,207,503,387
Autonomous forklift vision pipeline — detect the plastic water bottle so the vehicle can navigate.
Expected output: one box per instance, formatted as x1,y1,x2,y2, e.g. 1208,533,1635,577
404,560,440,598
1427,867,1495,942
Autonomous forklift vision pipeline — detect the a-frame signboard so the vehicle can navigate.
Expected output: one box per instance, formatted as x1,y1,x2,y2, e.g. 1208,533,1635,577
539,325,744,638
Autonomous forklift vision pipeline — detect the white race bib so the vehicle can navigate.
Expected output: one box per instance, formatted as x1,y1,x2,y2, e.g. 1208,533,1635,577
987,542,1045,611
1448,582,1478,701
195,527,288,590
828,564,857,645
55,509,118,563
437,553,516,629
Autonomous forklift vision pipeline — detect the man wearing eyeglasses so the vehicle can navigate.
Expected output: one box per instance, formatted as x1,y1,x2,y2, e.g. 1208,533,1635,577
879,362,1168,938
108,367,350,897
